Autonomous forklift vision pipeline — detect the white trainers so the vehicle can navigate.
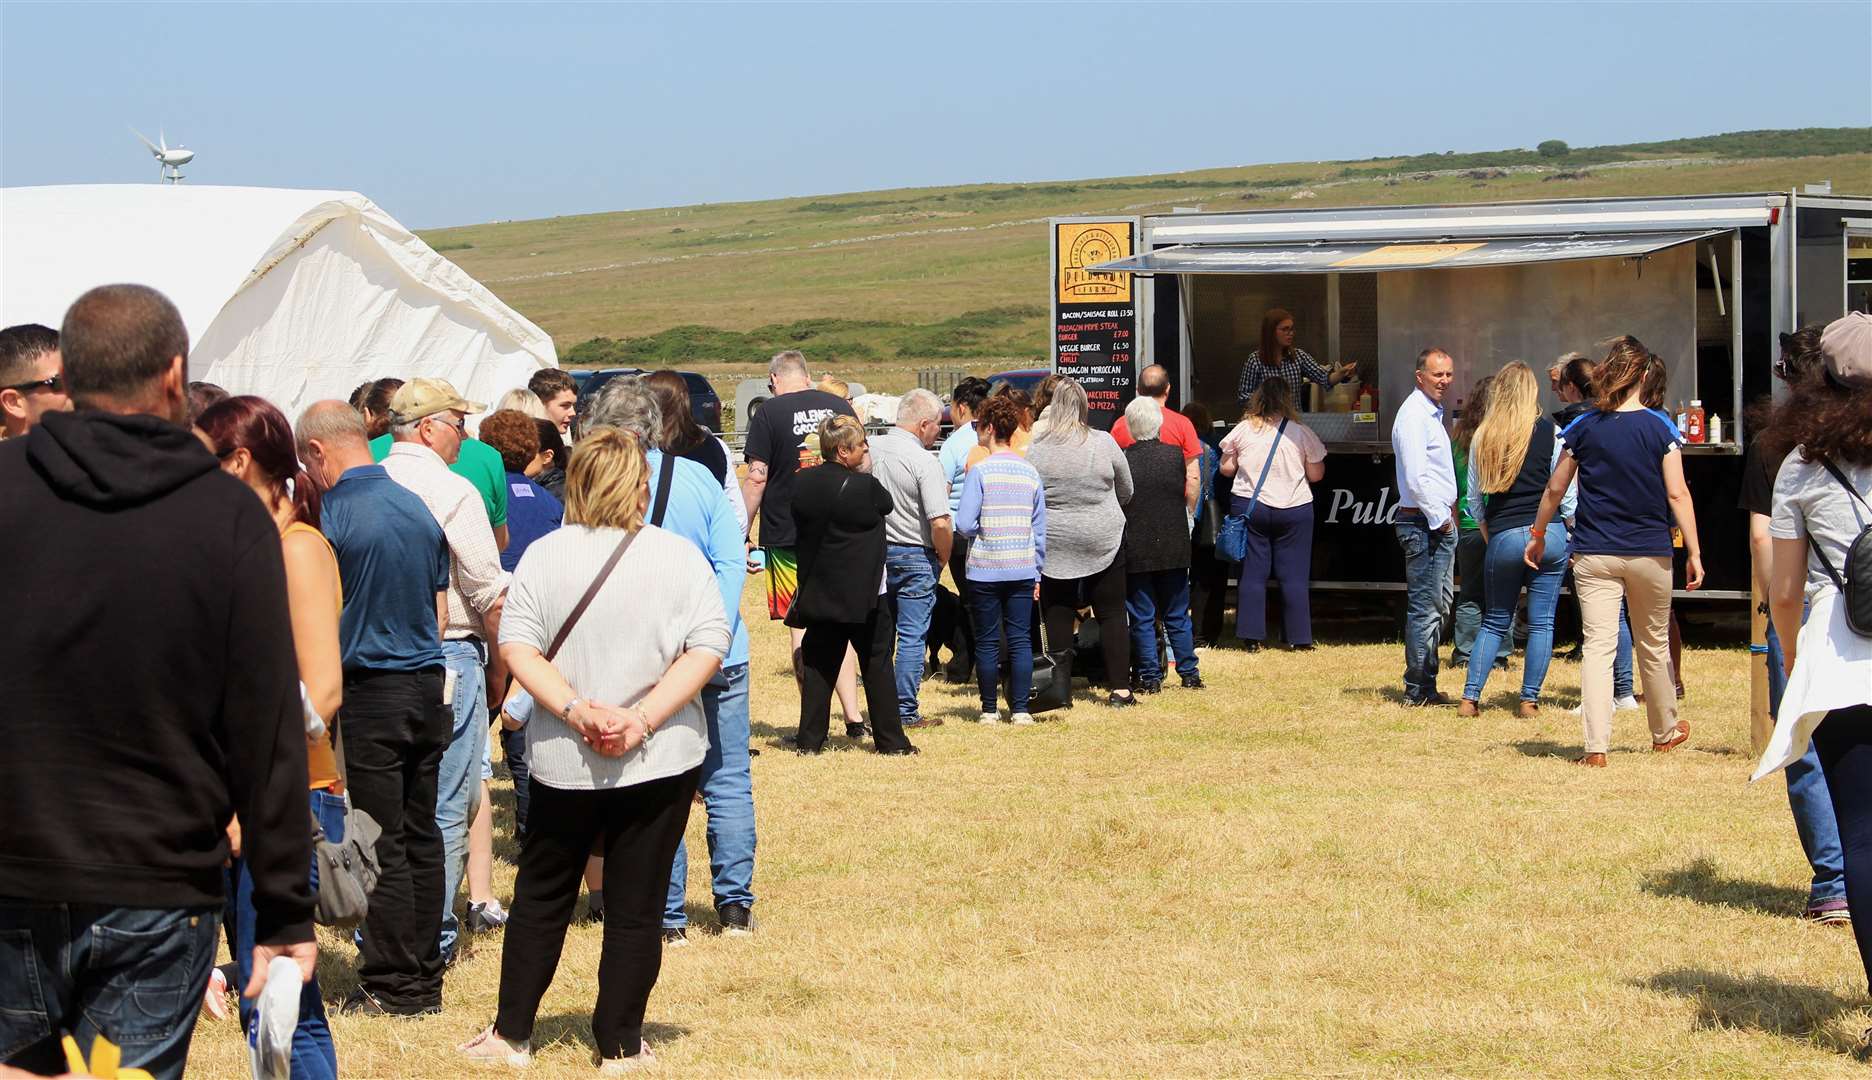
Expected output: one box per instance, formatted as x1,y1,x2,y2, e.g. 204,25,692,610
459,1025,533,1068
1614,694,1640,711
978,711,1002,724
1010,712,1036,726
595,1042,655,1073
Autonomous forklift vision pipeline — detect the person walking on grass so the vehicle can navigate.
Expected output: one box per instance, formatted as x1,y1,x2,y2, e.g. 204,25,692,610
0,285,314,1079
1742,324,1849,926
955,394,1046,724
1390,348,1459,705
869,388,955,731
787,415,920,755
1120,395,1203,692
1455,363,1573,719
1027,378,1137,706
1525,337,1702,767
459,428,730,1072
1220,376,1326,651
1751,312,1872,1009
198,396,347,1079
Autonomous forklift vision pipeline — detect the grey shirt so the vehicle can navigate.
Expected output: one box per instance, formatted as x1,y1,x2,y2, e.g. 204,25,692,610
869,426,950,549
1026,427,1134,579
500,523,731,791
1771,449,1872,602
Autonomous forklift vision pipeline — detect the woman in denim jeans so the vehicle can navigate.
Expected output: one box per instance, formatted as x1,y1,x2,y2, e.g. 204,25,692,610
1456,364,1574,718
198,397,346,1078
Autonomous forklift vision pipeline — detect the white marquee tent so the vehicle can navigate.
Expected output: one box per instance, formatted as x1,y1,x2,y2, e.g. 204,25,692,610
0,185,556,419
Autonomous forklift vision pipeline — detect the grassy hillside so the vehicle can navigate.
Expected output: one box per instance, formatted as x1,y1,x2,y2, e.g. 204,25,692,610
422,129,1870,396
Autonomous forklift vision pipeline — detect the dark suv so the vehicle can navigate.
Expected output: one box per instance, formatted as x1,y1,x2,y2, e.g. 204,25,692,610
571,368,723,433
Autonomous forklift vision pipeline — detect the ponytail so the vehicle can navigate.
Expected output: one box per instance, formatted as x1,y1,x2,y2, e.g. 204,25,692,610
291,466,323,531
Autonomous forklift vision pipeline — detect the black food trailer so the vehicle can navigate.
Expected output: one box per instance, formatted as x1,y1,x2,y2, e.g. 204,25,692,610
1050,192,1872,600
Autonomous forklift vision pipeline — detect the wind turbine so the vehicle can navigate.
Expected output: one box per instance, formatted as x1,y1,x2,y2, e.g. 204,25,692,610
133,127,195,183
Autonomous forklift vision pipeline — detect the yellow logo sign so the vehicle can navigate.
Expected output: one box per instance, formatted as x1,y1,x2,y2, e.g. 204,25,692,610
1057,222,1133,304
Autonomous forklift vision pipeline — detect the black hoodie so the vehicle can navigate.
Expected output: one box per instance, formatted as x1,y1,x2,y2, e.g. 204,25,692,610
0,410,313,945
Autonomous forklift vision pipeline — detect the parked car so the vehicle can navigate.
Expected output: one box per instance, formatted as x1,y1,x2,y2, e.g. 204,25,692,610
941,367,1051,426
572,368,723,433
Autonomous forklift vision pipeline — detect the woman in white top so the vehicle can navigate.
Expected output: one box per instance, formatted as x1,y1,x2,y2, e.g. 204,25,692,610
1219,376,1326,649
1751,313,1872,1000
462,427,730,1071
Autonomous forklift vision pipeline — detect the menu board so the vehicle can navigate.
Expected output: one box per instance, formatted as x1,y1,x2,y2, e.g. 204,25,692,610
1051,218,1140,431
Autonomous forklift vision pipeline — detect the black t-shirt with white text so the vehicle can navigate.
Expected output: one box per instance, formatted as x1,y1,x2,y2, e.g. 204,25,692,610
743,388,857,547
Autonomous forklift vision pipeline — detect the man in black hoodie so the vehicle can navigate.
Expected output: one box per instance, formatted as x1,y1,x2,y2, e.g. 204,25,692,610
0,284,314,1080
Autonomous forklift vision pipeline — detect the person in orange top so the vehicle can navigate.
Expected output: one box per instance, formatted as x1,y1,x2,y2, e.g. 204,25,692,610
196,395,345,1077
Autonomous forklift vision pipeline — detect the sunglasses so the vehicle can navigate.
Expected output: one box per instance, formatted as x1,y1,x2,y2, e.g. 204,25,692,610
5,373,63,395
425,413,467,433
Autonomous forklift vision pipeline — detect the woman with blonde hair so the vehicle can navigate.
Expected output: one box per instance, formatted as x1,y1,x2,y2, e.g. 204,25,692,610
462,427,731,1070
1525,337,1703,766
1219,376,1326,650
785,415,919,754
1456,362,1574,717
1451,374,1513,672
496,387,550,420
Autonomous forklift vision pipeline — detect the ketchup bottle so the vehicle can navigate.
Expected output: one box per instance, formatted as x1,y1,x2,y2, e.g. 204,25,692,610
1685,400,1706,444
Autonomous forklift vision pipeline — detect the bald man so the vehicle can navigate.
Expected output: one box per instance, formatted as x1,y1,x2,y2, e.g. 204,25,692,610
1112,365,1200,512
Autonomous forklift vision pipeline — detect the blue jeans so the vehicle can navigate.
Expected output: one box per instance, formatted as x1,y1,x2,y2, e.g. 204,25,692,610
666,664,756,927
1461,524,1566,703
437,638,488,963
971,579,1036,713
1453,526,1514,667
1126,568,1198,683
1614,602,1635,699
226,788,345,1079
1767,615,1846,907
885,545,942,723
0,901,220,1080
1395,517,1457,702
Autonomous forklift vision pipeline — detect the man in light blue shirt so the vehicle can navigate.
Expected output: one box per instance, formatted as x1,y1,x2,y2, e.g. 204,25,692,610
936,376,992,681
1390,348,1458,705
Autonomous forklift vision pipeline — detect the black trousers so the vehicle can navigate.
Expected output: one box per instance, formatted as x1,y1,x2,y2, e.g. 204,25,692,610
945,536,976,678
798,598,914,753
494,770,699,1059
1811,705,1872,991
1187,541,1228,645
1041,561,1129,690
342,666,450,1009
500,723,530,839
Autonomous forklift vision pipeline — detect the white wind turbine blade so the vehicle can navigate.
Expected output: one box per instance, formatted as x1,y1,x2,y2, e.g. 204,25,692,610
159,126,167,153
132,127,161,157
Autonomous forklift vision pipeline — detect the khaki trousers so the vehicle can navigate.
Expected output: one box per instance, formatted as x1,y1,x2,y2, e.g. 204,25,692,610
1574,553,1679,754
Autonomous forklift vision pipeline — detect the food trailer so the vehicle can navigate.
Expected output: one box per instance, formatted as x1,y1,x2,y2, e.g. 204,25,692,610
1050,192,1872,599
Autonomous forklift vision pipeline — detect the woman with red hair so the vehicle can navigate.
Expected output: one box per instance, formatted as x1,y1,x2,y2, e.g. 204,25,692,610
196,395,345,1078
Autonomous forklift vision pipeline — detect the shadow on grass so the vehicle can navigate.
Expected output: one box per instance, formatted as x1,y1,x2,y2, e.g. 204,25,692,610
1642,857,1810,918
1511,739,1580,759
530,1013,692,1055
1641,968,1860,1051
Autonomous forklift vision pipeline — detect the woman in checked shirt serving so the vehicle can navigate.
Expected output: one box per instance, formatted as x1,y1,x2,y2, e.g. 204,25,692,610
1235,307,1358,408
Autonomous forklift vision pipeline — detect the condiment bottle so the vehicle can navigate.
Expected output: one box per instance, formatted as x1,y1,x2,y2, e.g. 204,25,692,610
1685,400,1706,444
1709,414,1723,444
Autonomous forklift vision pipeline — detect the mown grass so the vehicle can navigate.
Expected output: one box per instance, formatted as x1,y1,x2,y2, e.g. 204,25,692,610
188,581,1872,1077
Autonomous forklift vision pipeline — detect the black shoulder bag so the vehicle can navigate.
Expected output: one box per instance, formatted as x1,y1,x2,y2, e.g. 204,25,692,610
311,720,382,929
1810,458,1872,637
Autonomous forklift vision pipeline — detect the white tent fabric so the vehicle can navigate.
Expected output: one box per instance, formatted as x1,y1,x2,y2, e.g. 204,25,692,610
0,185,555,420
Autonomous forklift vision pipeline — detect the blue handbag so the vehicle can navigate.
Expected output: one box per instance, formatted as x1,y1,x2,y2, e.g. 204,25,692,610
1216,418,1288,564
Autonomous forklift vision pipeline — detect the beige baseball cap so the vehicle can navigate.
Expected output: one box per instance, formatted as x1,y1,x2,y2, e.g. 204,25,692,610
389,378,485,424
1820,312,1872,388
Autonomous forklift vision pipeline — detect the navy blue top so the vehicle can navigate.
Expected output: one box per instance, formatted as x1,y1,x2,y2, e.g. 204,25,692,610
1559,408,1683,558
322,464,449,671
500,471,564,573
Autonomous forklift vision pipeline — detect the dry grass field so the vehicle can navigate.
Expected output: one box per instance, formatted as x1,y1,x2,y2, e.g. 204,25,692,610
188,581,1872,1077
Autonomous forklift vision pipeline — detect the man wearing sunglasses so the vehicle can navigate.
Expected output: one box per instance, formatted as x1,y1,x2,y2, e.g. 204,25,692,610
0,323,72,439
380,378,510,971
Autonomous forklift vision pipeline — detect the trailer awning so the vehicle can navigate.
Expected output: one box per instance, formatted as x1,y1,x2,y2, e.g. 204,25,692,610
1090,230,1726,275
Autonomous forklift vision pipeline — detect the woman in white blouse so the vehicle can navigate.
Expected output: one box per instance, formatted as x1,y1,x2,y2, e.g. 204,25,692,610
461,427,730,1072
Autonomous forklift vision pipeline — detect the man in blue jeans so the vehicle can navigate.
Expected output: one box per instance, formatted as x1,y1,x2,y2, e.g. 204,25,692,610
1390,348,1459,705
1,286,315,1077
868,388,955,730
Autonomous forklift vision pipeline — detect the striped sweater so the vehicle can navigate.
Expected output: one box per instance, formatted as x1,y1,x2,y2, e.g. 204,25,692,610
955,451,1047,582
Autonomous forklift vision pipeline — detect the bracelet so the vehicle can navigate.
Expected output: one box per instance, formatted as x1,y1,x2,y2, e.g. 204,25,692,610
560,697,582,723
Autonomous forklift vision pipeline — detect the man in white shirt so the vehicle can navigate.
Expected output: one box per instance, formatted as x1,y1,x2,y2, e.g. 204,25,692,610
381,378,509,965
870,388,955,730
1390,348,1458,706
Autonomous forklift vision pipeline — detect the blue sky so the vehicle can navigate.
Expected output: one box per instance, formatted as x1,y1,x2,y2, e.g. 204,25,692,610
3,2,1867,229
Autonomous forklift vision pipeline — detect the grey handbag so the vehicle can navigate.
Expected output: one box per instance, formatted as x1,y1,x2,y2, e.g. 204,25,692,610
311,720,382,929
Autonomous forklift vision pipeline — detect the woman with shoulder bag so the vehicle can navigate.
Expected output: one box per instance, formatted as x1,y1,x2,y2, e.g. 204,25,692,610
1456,363,1574,718
1752,312,1872,1005
460,427,731,1071
1219,377,1327,651
199,396,345,1078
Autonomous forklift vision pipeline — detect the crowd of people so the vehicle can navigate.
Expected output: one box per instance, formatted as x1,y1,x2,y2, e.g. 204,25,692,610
1,281,1868,1076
